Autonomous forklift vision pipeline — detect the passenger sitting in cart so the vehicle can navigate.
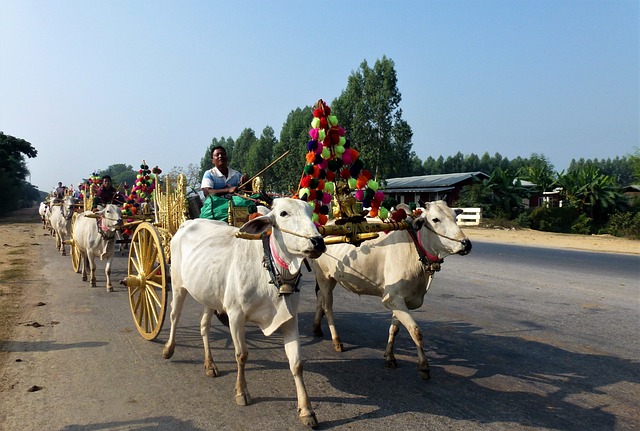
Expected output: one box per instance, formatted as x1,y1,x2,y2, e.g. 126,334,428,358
92,175,126,210
199,146,255,221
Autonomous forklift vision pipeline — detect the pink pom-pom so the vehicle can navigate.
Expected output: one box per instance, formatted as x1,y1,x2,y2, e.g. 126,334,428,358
309,128,319,141
354,189,364,201
342,149,353,165
374,191,385,202
321,193,332,205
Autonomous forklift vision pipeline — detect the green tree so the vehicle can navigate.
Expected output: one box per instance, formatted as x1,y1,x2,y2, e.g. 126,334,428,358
518,153,556,194
332,56,412,180
99,163,137,190
0,132,38,214
232,128,258,175
246,126,277,189
558,165,627,227
272,106,313,194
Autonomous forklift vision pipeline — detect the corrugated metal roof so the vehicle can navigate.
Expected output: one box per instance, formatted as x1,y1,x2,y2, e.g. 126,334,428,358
386,186,454,193
384,172,489,190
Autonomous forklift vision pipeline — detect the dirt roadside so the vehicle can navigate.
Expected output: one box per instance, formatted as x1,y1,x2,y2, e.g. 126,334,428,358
1,207,638,357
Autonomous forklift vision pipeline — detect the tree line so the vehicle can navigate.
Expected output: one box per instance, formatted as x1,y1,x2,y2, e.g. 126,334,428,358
2,56,638,237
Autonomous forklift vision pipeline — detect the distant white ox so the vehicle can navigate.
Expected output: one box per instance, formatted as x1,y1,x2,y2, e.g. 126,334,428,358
72,204,123,291
38,201,51,230
163,198,326,428
49,196,75,255
311,200,472,380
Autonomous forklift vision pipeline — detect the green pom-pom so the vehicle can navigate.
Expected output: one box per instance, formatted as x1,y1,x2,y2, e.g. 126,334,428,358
348,178,356,189
311,118,320,129
318,129,326,142
304,164,314,175
367,180,379,191
379,207,388,220
312,212,319,222
328,115,338,127
339,136,346,146
321,147,330,159
335,145,345,156
324,182,335,194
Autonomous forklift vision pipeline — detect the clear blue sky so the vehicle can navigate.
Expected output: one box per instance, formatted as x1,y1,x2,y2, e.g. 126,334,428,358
1,0,638,193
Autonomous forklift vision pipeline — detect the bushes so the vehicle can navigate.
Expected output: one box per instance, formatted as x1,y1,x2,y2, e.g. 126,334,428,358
527,206,580,233
600,211,640,239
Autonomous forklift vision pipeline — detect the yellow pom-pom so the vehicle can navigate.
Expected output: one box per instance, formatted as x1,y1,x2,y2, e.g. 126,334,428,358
367,180,379,191
311,118,320,129
299,187,310,199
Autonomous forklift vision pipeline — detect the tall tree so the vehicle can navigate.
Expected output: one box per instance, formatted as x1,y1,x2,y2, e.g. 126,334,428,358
246,126,276,189
272,106,313,195
332,56,412,181
0,132,38,214
232,128,258,175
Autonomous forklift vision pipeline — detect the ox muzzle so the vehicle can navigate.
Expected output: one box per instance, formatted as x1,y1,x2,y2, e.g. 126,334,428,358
458,238,472,255
306,236,326,259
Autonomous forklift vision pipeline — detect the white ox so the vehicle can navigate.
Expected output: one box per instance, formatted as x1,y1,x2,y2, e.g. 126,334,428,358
38,201,51,229
72,204,123,291
311,200,472,379
49,196,75,255
163,198,326,428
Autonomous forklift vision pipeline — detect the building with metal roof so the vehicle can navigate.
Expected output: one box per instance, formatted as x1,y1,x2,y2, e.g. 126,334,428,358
383,172,489,206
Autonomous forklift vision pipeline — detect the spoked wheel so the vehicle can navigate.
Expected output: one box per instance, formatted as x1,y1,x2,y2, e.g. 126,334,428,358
70,213,81,273
125,222,168,340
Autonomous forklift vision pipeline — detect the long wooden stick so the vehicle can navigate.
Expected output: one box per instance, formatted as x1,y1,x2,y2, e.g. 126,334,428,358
238,150,290,189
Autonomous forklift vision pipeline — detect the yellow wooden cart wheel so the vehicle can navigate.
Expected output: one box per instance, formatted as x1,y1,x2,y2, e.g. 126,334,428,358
125,222,168,340
70,212,81,273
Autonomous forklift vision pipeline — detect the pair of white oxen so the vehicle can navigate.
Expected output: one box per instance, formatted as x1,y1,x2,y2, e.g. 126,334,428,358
166,198,471,428
43,197,124,291
47,197,472,428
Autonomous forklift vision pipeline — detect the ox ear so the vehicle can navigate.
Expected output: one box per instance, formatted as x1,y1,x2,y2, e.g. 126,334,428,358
454,208,463,216
239,213,274,235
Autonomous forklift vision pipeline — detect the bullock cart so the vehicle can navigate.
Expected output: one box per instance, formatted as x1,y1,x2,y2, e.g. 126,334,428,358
122,173,256,340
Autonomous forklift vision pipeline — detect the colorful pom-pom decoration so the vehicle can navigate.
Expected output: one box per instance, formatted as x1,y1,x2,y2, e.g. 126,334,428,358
295,99,390,225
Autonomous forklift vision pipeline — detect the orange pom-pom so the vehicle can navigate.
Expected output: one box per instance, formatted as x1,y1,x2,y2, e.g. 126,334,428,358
356,175,368,189
350,149,359,160
306,152,316,164
313,165,321,177
369,208,378,218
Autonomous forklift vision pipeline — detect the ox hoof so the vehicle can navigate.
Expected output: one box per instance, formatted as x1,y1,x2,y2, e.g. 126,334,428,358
205,364,219,378
162,346,174,359
61,252,66,256
385,358,398,369
419,369,431,380
235,392,252,406
332,339,344,352
106,286,114,292
312,325,323,337
90,282,97,288
82,275,87,281
299,411,318,428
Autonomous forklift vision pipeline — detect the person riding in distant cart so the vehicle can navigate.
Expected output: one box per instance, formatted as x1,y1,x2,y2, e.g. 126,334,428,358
92,175,126,210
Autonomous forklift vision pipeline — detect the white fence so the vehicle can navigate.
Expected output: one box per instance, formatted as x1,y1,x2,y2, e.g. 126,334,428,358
453,207,482,226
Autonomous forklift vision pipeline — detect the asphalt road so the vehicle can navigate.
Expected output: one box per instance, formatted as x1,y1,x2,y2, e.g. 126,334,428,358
1,237,638,431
